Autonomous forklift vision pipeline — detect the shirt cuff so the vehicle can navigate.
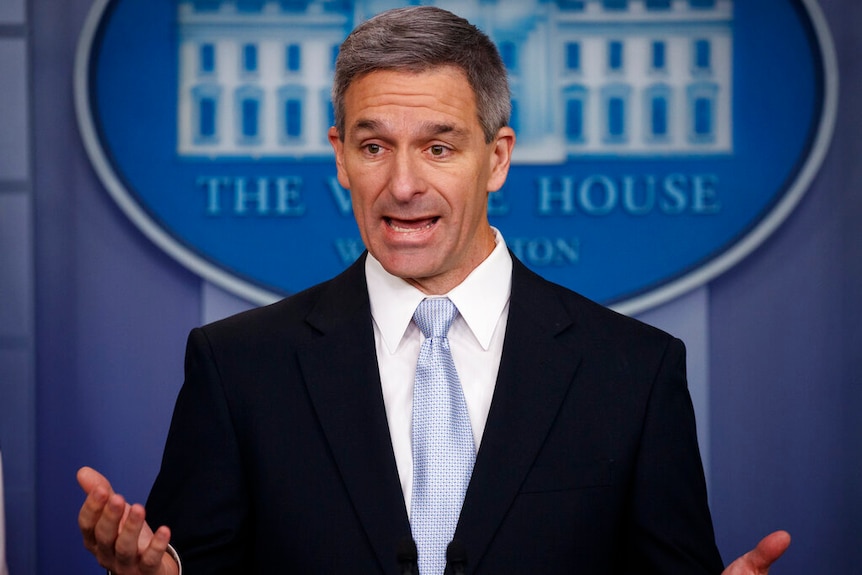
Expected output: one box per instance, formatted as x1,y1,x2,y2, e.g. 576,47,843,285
106,544,181,575
166,544,183,574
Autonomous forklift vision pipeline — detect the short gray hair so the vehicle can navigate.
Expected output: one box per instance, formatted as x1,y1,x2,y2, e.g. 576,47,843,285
332,6,511,143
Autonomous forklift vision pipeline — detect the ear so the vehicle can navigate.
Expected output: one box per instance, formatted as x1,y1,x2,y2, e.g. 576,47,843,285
487,126,516,193
328,126,350,189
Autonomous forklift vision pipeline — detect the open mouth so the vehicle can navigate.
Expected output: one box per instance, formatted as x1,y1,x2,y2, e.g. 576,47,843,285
384,216,439,233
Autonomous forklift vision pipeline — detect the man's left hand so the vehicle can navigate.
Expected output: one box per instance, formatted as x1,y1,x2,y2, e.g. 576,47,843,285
722,531,791,574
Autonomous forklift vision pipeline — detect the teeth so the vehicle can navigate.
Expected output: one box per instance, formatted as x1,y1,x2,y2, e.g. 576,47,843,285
386,218,436,233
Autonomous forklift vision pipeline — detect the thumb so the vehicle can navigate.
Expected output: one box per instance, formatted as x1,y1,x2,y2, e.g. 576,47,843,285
745,531,792,570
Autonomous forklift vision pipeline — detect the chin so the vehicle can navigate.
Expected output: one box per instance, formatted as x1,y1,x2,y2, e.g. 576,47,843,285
378,255,440,282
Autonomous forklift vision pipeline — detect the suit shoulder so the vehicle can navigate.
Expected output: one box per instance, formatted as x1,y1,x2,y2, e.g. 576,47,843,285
196,258,367,347
200,282,318,335
513,259,677,349
564,283,671,342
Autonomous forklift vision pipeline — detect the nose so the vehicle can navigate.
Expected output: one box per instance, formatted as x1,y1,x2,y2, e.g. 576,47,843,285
387,150,425,202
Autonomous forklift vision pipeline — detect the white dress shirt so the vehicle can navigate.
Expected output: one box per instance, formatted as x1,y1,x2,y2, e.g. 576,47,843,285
366,228,513,513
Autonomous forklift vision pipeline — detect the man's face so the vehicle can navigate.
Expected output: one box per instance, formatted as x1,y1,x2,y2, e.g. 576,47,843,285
329,66,515,294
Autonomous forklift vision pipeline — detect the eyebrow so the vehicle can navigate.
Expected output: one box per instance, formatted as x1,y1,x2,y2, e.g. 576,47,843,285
350,119,469,141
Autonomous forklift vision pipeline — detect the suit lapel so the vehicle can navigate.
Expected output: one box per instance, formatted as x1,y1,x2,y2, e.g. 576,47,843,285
455,258,584,569
296,256,411,574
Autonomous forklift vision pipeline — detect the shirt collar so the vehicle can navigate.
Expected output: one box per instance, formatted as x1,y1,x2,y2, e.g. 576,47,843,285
366,227,513,354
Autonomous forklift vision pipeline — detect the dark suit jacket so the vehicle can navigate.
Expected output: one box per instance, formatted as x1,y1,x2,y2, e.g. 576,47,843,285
146,254,724,574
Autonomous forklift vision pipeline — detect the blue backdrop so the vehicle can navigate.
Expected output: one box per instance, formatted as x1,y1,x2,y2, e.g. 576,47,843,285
0,0,858,573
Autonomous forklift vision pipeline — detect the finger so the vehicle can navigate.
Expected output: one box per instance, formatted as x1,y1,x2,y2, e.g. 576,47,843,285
78,486,110,550
77,466,114,496
93,493,128,559
139,526,173,575
114,503,147,567
747,531,791,570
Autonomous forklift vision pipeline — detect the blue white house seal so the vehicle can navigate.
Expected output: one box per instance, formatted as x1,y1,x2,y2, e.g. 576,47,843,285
75,0,837,314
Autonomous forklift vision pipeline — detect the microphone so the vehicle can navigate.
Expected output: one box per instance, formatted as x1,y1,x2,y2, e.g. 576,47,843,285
396,536,418,575
446,539,468,575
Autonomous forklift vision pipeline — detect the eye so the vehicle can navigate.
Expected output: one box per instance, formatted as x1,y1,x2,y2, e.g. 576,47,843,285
429,145,447,156
365,143,382,155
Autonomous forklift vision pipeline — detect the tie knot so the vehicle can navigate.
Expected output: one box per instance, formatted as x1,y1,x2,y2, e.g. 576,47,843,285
413,298,458,339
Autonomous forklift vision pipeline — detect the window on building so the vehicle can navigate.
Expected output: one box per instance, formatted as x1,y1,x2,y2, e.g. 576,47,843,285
280,0,312,10
601,84,630,142
567,99,584,141
236,86,263,144
286,44,301,72
199,97,217,138
652,96,668,137
694,39,711,71
645,0,671,8
279,86,307,142
644,85,672,141
241,99,259,138
557,0,586,9
499,41,518,71
566,42,581,72
242,44,258,74
603,0,628,9
608,97,625,137
652,41,666,70
237,0,265,11
608,41,624,71
284,99,302,138
645,85,672,140
192,84,221,144
200,44,215,74
694,97,712,136
192,0,220,12
563,85,587,143
687,83,718,143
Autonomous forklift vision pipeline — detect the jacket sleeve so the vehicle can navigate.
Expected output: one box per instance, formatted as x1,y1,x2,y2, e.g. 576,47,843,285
146,327,250,573
623,337,725,574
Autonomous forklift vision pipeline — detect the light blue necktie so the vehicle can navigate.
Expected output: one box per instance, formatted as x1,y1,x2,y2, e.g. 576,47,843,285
410,298,476,575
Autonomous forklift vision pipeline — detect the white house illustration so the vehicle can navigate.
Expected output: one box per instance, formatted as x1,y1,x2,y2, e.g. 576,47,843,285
176,0,733,162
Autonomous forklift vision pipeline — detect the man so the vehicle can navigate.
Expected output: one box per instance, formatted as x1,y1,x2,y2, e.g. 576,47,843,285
78,6,790,574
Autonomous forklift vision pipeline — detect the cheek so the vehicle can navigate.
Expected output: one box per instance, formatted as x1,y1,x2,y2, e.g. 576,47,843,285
351,200,375,244
348,185,382,228
354,169,394,207
462,185,491,218
350,192,371,219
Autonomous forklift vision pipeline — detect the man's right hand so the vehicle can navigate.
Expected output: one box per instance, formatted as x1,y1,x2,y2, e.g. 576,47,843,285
77,466,178,575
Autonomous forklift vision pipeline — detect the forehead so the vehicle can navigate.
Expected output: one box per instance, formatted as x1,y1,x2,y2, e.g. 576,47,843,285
342,66,480,134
